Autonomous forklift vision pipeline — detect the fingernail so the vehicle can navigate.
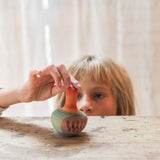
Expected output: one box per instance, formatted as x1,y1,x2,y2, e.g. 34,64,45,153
77,84,81,87
74,80,79,84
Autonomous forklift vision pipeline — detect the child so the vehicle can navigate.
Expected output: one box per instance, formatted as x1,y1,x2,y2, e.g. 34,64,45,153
56,55,135,116
0,55,135,116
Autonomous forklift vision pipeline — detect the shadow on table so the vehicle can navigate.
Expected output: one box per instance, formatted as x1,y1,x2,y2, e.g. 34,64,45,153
0,117,90,148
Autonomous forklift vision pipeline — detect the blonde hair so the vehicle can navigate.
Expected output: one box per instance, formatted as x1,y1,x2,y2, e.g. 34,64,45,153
56,55,135,115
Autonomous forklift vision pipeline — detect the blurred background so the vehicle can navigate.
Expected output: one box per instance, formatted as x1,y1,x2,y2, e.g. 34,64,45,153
0,0,160,116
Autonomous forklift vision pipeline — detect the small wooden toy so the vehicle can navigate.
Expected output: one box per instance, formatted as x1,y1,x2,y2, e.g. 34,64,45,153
51,87,88,136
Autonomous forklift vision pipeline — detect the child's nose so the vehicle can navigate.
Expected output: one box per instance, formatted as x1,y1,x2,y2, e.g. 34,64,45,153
78,98,93,114
79,105,93,114
78,95,94,115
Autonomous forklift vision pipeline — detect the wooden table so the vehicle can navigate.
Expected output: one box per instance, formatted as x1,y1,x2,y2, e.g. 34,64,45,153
0,116,160,160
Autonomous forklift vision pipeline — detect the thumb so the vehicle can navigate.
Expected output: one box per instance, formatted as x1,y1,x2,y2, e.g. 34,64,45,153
51,86,67,96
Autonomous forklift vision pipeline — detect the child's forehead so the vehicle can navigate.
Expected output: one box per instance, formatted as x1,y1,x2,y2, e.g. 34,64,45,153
71,62,112,85
76,74,110,85
78,80,112,92
79,79,109,87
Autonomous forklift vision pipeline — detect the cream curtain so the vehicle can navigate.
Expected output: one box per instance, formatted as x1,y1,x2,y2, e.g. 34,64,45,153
0,0,160,116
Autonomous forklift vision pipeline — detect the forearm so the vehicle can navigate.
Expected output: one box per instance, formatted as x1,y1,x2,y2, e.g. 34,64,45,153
0,88,21,108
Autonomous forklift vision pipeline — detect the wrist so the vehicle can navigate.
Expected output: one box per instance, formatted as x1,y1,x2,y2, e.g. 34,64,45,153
18,85,34,103
0,88,21,107
8,88,22,105
15,88,23,103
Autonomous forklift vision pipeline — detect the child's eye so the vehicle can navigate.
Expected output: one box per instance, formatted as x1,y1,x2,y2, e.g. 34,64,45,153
93,93,104,99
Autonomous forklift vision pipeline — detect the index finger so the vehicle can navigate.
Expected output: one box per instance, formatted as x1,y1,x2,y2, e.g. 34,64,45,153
40,65,63,87
70,75,82,90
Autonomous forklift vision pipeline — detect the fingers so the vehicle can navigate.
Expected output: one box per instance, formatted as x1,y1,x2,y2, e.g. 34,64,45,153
70,75,82,90
39,64,72,89
31,64,82,90
57,64,71,88
51,85,67,96
29,70,39,80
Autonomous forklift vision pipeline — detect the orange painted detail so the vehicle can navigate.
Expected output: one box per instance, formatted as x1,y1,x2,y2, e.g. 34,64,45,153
62,87,79,113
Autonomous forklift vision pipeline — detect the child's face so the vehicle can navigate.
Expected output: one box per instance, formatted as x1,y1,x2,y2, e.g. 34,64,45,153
77,81,117,116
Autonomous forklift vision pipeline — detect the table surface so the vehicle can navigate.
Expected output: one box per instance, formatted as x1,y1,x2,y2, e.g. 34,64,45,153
0,116,160,160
